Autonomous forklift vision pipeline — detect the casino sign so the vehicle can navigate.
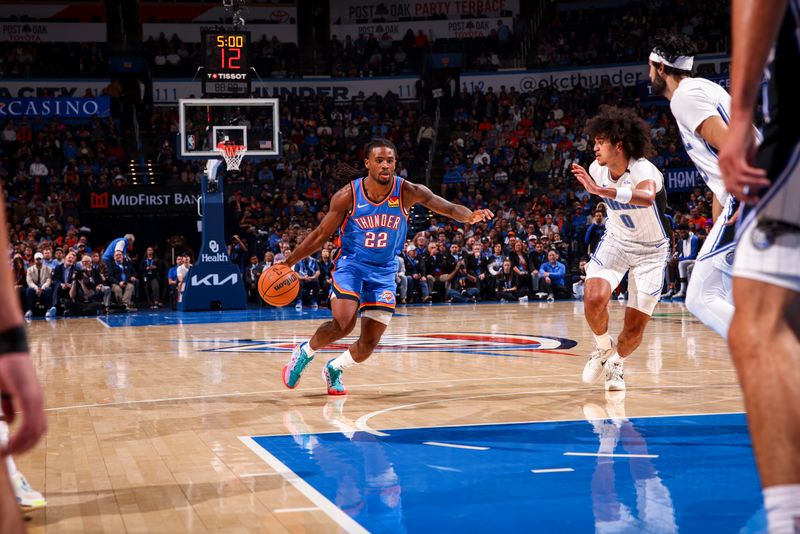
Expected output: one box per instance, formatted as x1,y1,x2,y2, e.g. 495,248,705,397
199,332,578,357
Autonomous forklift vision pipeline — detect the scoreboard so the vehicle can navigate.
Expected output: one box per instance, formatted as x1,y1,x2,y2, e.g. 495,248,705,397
202,30,251,96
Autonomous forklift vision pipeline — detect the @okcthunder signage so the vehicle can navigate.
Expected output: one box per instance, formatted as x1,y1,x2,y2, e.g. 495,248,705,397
198,332,578,356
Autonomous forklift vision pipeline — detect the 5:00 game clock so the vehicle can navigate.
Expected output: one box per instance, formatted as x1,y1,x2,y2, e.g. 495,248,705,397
202,30,251,96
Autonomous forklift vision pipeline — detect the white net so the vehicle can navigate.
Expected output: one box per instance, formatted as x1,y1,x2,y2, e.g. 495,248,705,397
217,144,247,171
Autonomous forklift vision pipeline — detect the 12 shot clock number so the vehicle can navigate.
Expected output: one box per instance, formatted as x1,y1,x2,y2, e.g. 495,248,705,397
202,30,251,96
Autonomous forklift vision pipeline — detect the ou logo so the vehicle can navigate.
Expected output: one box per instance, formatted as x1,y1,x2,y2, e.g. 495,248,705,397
209,240,219,253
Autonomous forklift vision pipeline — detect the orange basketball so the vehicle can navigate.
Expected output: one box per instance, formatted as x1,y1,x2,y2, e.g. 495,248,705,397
258,264,300,307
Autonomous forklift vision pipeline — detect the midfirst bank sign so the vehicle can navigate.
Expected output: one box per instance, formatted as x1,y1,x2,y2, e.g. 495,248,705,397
87,189,199,213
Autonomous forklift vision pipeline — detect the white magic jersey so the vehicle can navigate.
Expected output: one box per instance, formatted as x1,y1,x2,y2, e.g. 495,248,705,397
589,158,669,244
670,77,732,206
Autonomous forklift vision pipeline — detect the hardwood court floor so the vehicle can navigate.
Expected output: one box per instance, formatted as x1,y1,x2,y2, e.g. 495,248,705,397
18,300,743,532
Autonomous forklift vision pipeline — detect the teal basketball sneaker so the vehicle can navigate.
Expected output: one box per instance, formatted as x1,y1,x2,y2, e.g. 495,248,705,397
323,359,348,396
282,343,314,388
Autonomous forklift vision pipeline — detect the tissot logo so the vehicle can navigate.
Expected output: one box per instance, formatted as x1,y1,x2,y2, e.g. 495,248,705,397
207,72,248,80
90,192,108,209
190,273,238,287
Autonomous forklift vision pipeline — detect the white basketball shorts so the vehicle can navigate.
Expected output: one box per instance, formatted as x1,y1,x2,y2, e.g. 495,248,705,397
587,233,670,312
734,144,800,293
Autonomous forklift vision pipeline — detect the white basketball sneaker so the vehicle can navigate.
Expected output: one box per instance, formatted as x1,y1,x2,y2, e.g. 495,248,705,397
582,342,616,384
604,358,626,391
12,471,46,509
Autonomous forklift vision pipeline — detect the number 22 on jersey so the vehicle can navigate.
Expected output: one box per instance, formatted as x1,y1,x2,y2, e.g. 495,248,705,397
364,231,388,248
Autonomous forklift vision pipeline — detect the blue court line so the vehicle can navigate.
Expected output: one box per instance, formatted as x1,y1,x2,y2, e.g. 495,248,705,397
93,299,564,328
249,413,766,533
96,307,412,328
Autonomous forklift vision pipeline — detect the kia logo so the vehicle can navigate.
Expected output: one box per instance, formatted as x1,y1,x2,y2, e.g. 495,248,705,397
190,273,238,286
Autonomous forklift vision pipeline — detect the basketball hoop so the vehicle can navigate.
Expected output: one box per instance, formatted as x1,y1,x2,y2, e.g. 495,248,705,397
217,144,247,171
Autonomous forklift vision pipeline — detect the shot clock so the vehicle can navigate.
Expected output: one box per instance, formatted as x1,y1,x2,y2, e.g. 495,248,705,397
202,30,251,96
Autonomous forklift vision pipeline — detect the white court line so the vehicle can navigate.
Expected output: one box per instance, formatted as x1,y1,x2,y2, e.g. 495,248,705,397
423,441,489,451
564,452,658,459
273,507,322,514
238,472,282,478
531,468,574,474
238,436,368,534
354,385,741,437
96,316,112,329
427,465,462,472
43,371,739,413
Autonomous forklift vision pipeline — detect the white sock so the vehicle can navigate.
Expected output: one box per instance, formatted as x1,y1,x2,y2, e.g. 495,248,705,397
302,341,316,356
594,332,613,351
606,353,622,365
0,422,16,476
763,484,800,533
330,349,357,371
5,454,16,477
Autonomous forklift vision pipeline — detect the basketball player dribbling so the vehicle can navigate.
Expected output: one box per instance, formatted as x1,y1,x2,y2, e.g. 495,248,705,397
648,34,761,339
281,139,493,395
571,106,671,391
718,0,800,530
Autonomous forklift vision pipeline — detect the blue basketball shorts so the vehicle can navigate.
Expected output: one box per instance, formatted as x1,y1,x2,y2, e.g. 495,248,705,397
330,259,397,312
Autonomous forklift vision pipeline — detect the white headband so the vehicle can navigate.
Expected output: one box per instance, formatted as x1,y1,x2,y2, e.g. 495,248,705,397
649,51,694,71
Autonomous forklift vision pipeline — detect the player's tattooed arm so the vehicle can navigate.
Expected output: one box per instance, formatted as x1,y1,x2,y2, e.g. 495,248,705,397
403,181,494,223
284,184,353,267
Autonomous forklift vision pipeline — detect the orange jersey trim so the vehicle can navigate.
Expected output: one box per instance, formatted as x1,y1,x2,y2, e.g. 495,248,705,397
332,279,360,299
359,176,396,206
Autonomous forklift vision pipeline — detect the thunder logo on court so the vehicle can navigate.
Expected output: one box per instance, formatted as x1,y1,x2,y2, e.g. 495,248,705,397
196,332,578,357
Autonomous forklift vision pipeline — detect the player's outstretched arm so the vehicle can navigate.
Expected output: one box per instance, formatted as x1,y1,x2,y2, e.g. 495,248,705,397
403,181,493,223
284,185,353,268
571,163,657,207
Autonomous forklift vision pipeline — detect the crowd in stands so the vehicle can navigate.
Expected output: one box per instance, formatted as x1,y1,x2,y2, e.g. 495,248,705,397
4,7,734,313
0,42,109,78
3,78,718,313
0,90,162,316
196,78,716,307
330,16,527,77
531,0,730,68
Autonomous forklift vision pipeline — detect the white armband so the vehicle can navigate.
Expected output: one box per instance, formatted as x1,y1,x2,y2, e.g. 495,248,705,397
615,187,633,204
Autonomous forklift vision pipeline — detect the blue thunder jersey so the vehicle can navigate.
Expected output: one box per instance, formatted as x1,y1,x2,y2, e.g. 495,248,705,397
336,176,408,267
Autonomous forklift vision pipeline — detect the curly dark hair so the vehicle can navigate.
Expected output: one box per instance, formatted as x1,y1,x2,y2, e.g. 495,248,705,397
650,34,698,76
585,105,655,159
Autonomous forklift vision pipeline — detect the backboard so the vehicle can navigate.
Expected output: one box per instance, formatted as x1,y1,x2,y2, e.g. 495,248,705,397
178,98,280,159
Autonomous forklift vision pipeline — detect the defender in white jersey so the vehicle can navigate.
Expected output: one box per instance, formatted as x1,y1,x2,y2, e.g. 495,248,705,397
648,34,758,339
572,106,670,392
